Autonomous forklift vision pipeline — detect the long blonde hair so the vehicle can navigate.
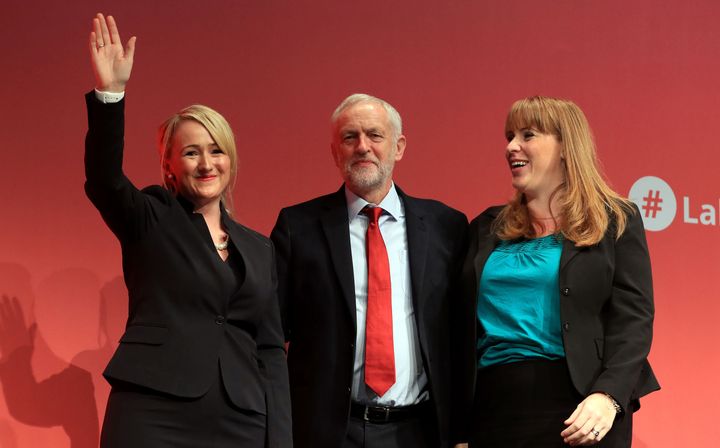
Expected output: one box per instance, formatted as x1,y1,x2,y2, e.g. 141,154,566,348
157,104,238,214
495,96,634,246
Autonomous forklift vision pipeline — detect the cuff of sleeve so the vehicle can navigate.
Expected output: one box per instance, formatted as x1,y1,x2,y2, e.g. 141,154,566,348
602,392,624,414
94,89,125,104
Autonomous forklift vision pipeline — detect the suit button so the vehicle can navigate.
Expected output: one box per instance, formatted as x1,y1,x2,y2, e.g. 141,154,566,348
561,287,570,296
215,316,226,325
563,322,570,331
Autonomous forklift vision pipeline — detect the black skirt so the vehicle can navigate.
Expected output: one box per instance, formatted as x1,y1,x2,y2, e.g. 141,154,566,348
470,358,632,448
100,364,265,448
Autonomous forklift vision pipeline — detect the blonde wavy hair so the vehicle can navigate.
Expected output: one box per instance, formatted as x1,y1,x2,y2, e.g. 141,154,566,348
157,104,238,214
494,96,634,246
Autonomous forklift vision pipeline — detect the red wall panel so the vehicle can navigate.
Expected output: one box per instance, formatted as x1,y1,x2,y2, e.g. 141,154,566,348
0,1,716,445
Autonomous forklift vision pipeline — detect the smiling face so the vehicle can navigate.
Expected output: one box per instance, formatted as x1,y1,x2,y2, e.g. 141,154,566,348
165,120,231,209
331,101,406,203
505,127,565,202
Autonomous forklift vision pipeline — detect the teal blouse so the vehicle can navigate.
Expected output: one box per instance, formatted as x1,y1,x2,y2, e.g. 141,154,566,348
477,234,565,369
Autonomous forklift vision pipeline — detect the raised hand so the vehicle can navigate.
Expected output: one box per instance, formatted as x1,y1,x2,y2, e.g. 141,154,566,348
89,13,136,92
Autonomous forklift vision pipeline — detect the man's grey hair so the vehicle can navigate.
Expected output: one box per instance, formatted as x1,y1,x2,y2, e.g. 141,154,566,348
331,93,403,142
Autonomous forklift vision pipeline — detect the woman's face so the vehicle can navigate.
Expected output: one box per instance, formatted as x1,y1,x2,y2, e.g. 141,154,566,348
505,127,565,201
165,120,231,209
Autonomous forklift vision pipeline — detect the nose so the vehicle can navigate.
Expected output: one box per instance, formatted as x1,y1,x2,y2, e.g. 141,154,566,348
356,134,371,153
506,137,520,154
198,152,212,171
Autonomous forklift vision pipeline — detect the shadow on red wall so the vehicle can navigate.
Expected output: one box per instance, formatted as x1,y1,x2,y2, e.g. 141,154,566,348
0,263,126,447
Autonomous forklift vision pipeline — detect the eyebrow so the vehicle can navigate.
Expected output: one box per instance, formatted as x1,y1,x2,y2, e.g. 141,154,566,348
181,142,219,150
341,127,384,135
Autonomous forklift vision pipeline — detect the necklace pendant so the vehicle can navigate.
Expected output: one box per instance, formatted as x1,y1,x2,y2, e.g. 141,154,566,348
214,235,229,251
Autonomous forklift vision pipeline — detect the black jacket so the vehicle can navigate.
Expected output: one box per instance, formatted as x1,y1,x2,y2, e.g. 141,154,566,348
270,187,468,448
84,92,291,447
457,204,660,430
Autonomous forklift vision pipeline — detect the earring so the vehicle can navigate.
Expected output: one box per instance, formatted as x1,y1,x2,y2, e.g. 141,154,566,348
167,173,174,179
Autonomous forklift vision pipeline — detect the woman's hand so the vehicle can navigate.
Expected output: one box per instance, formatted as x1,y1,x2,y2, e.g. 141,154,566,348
561,392,617,446
89,13,136,92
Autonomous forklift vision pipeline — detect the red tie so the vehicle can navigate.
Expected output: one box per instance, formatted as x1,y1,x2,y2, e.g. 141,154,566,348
363,206,395,396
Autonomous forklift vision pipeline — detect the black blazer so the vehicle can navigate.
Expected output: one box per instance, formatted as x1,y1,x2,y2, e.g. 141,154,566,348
270,187,468,448
84,93,291,447
457,204,660,425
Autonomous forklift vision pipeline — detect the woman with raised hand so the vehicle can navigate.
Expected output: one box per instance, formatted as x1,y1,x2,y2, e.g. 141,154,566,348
85,13,290,448
459,96,659,447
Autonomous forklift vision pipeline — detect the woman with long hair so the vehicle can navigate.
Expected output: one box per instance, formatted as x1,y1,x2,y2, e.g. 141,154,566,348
459,96,659,447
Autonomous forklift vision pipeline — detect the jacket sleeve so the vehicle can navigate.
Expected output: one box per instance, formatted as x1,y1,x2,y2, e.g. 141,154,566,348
256,241,293,448
451,209,495,443
84,91,169,242
449,212,471,444
590,204,655,410
269,208,293,342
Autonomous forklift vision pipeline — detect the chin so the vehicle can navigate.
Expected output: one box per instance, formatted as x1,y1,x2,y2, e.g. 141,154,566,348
351,176,384,192
191,192,222,203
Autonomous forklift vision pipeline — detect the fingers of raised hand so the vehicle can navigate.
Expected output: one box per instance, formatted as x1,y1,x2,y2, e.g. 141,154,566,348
91,14,121,53
107,15,122,45
88,13,134,91
125,35,137,61
92,15,105,49
99,13,112,47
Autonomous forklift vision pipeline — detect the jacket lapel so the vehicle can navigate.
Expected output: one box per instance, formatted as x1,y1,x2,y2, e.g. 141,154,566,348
320,188,357,329
402,195,428,317
472,234,498,291
559,237,582,272
472,208,502,290
224,216,256,273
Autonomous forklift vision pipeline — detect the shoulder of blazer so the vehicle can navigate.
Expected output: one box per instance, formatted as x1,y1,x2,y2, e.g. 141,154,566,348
589,201,642,248
224,217,272,248
470,205,504,230
395,185,467,223
139,184,176,205
278,186,347,221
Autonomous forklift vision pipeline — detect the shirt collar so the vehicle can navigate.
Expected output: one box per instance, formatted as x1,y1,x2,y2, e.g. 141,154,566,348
344,183,403,221
176,193,230,220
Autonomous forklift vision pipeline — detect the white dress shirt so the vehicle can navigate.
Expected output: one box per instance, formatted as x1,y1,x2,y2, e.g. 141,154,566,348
94,89,125,103
345,184,428,406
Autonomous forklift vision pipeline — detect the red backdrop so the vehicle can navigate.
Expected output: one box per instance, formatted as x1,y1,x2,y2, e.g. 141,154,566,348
1,0,717,446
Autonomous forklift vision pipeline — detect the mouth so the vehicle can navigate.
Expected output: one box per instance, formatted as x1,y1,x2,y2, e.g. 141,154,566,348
196,175,217,182
351,159,377,169
509,160,528,169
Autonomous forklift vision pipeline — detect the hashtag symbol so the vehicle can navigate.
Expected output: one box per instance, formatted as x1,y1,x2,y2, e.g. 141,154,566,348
642,190,663,218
